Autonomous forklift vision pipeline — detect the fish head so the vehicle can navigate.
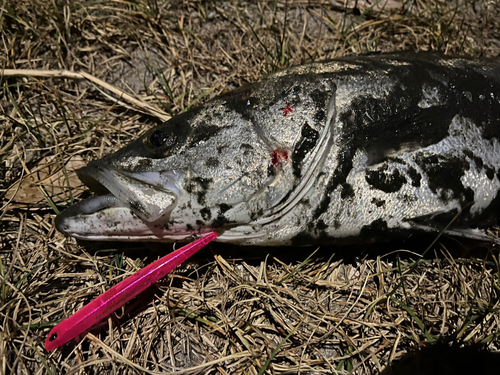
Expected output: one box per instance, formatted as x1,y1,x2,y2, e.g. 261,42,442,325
56,73,337,243
56,108,271,241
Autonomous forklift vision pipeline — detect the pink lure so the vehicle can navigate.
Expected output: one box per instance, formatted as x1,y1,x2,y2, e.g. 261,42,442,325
45,232,217,351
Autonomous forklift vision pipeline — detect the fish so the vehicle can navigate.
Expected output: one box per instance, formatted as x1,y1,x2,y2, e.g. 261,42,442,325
55,52,500,246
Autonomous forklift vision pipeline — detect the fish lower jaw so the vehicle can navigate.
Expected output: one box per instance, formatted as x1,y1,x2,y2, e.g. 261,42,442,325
56,198,215,242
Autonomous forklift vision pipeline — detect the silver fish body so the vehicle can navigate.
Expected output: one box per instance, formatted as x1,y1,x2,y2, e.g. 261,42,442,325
56,52,500,245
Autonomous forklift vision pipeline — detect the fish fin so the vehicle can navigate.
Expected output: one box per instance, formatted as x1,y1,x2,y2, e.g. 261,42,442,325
410,222,500,244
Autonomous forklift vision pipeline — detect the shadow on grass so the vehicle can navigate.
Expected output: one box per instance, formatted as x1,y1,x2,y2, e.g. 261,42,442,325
380,341,500,375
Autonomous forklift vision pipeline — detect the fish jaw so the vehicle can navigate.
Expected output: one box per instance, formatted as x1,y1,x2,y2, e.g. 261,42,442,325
55,197,179,241
55,163,199,241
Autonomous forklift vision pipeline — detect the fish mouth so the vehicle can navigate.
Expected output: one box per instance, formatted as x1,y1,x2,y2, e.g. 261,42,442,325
55,162,184,241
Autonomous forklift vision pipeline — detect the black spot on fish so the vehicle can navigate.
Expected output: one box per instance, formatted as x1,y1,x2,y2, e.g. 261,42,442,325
313,141,356,220
128,200,146,216
464,150,483,169
333,218,341,229
135,158,153,169
212,213,231,228
250,208,264,221
360,219,388,238
315,109,326,122
196,220,205,226
316,219,327,230
416,154,472,205
189,124,222,148
188,177,212,205
267,164,275,177
371,198,386,207
407,166,422,187
219,203,231,213
206,157,220,168
217,145,227,154
293,123,319,178
186,223,193,231
310,88,331,109
221,94,255,122
341,183,355,199
240,143,253,156
365,164,407,193
464,150,495,180
301,197,310,206
200,207,211,221
486,166,495,180
401,193,418,204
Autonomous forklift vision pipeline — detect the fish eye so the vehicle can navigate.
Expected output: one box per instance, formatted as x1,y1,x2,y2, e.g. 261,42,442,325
149,129,176,148
49,333,58,341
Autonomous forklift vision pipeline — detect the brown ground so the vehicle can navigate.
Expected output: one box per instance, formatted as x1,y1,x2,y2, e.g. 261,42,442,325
1,1,500,374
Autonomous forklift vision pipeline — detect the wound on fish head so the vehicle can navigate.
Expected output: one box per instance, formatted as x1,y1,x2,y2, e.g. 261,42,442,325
271,148,289,167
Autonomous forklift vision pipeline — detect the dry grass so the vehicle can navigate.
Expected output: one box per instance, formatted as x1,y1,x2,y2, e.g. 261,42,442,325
1,0,500,374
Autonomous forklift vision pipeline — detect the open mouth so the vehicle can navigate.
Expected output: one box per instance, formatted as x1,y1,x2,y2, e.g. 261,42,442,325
55,162,183,241
77,164,179,222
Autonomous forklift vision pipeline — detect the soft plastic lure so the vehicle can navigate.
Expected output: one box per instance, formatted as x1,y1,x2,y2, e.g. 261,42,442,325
45,232,217,351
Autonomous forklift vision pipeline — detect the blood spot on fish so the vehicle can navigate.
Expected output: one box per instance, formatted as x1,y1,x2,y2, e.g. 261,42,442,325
283,101,294,117
272,149,289,167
